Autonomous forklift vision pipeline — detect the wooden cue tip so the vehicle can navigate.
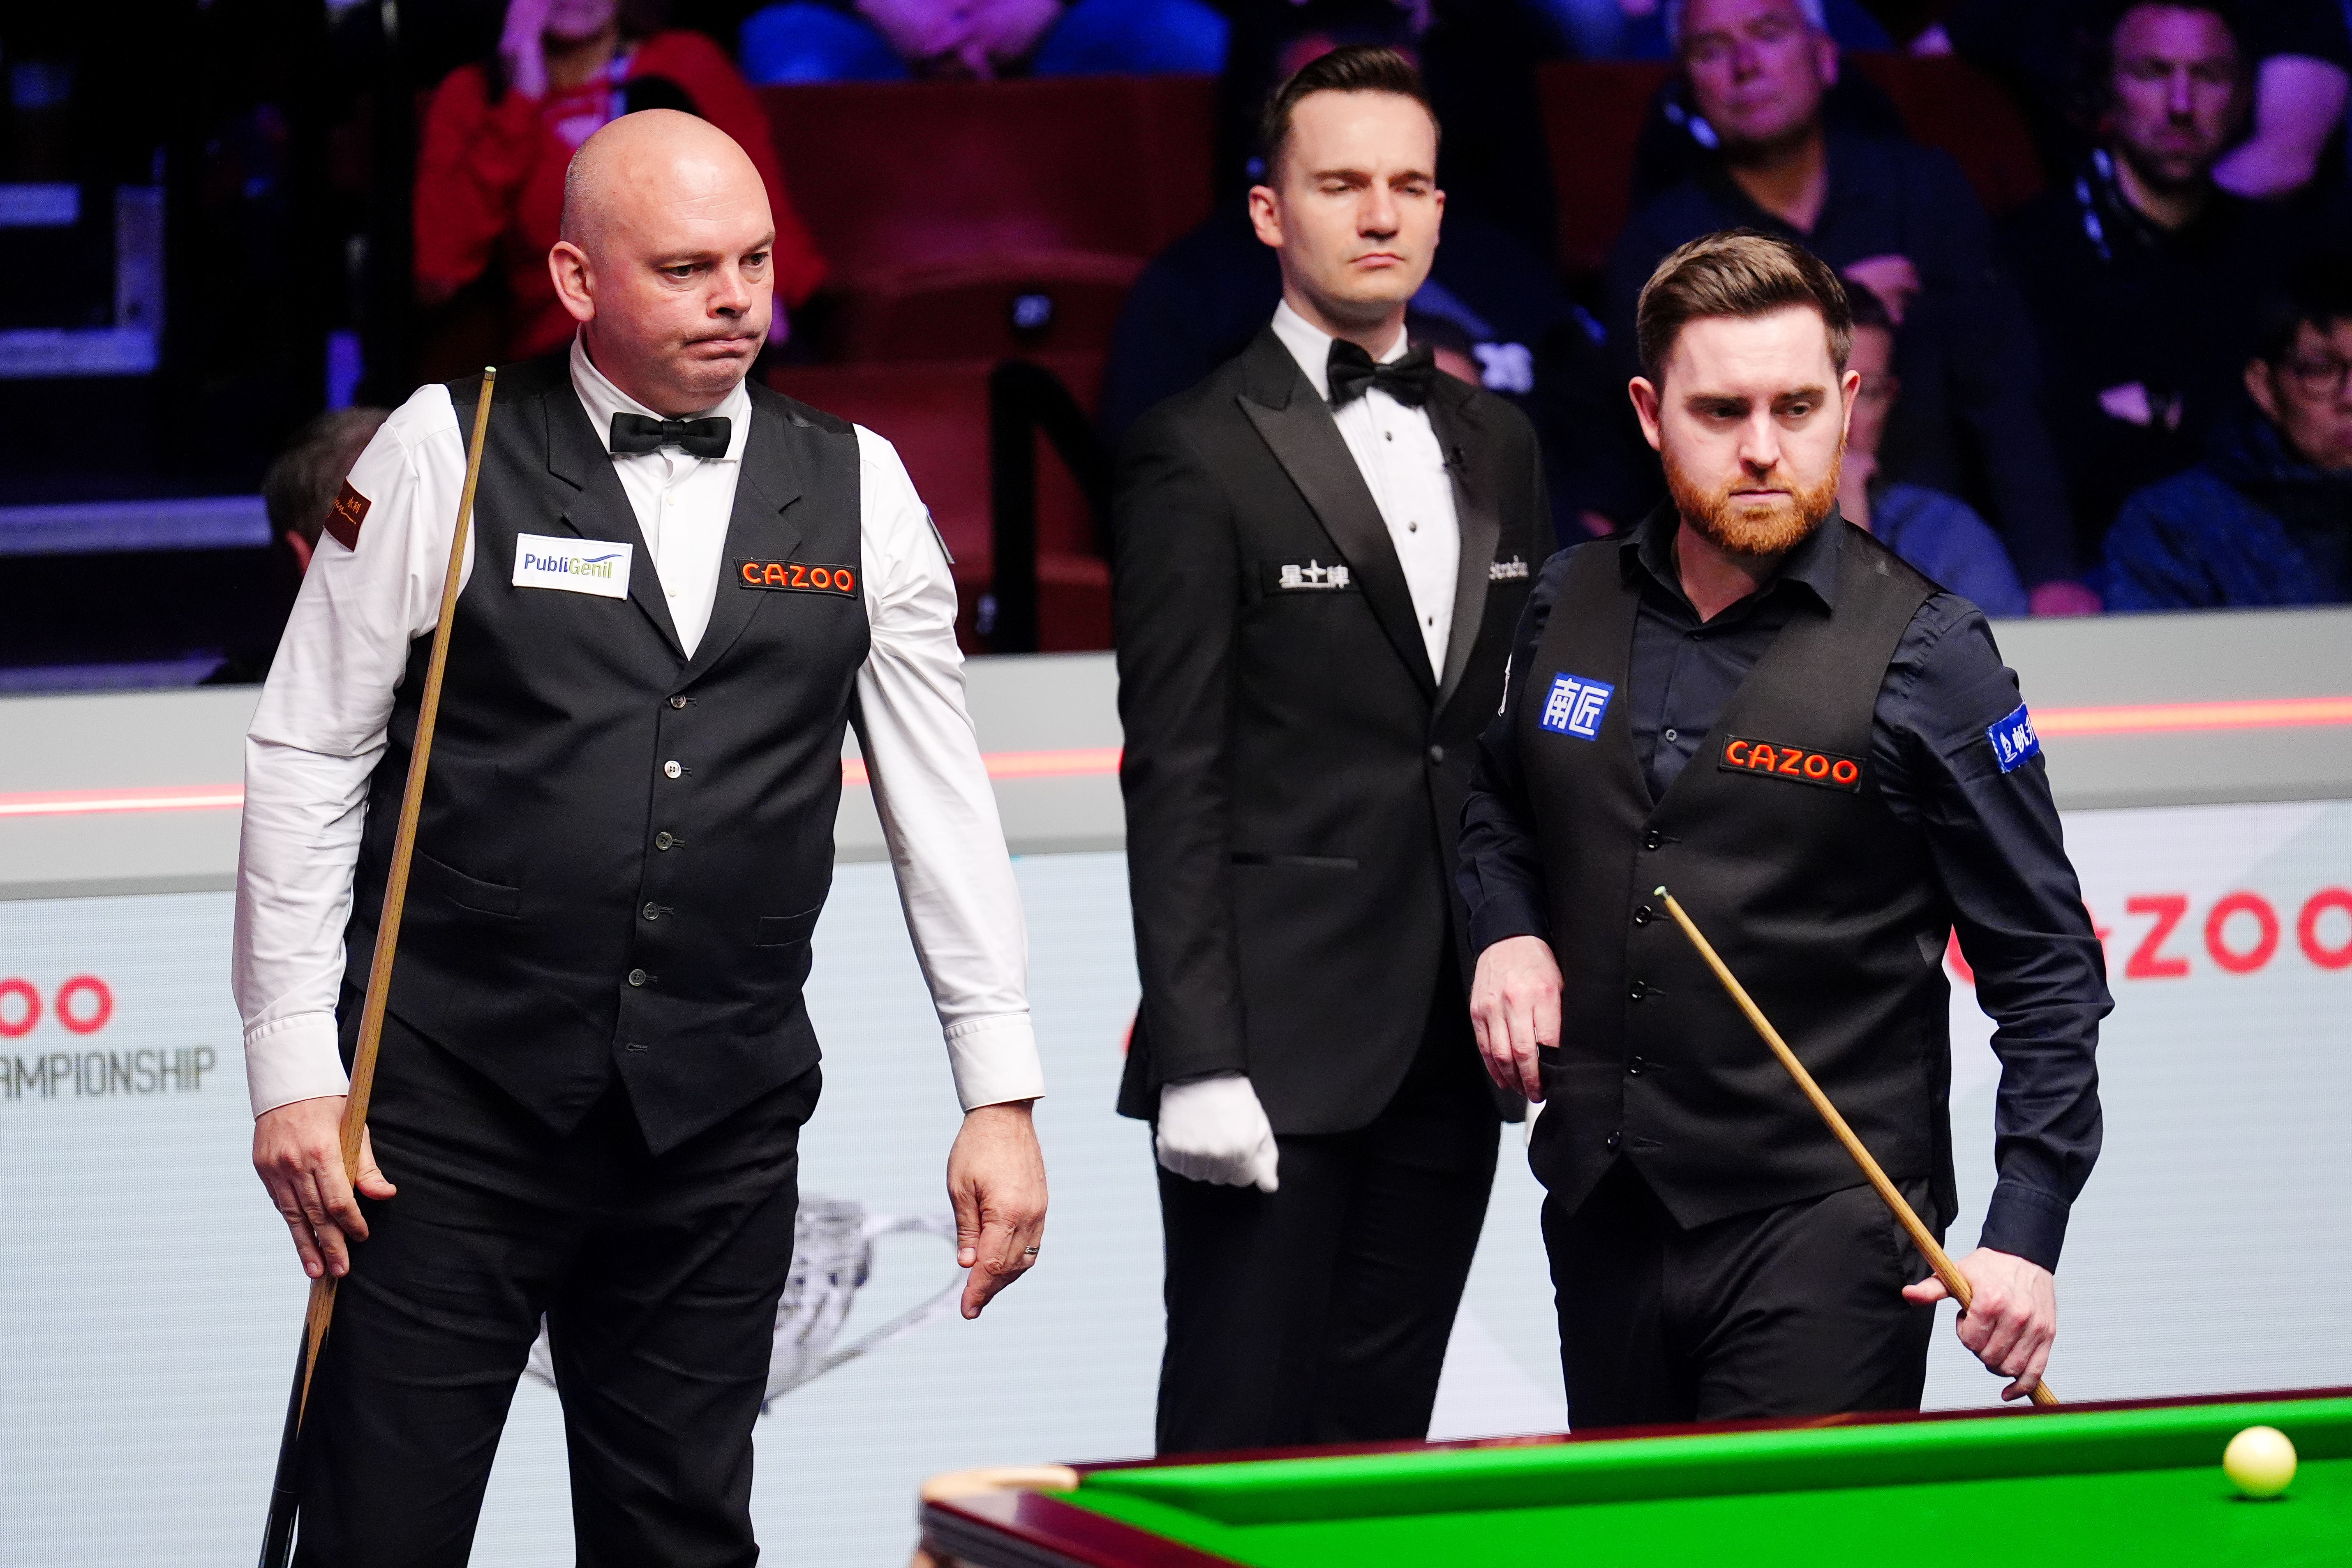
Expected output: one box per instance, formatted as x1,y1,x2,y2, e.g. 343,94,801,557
1654,885,1668,896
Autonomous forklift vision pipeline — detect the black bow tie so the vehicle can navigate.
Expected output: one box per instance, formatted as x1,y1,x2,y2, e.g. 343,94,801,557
1326,340,1439,408
610,412,730,459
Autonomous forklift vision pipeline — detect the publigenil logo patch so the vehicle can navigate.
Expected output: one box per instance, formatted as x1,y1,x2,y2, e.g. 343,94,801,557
513,533,632,599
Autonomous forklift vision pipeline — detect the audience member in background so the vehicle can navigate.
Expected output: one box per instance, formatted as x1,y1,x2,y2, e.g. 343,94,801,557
1840,289,2031,615
1627,37,1909,209
1928,0,2352,200
263,408,395,577
415,0,827,362
2003,0,2336,574
1528,0,1885,60
2105,263,2352,608
1601,0,2087,610
738,0,1227,81
209,407,393,685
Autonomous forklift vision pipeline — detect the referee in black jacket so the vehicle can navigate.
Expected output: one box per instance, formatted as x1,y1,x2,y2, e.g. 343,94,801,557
1114,46,1550,1454
1460,230,2108,1425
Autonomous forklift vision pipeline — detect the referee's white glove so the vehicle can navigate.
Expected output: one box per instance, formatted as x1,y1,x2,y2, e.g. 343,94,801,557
1155,1072,1280,1193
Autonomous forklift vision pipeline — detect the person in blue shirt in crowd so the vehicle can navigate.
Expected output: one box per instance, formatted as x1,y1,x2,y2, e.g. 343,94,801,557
1838,286,2030,616
739,0,1226,83
2105,261,2352,609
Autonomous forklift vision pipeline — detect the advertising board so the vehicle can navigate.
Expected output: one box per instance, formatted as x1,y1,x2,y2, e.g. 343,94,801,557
4,801,2349,1564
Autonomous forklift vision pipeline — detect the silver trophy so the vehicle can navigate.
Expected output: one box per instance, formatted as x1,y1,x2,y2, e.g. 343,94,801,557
522,1194,965,1409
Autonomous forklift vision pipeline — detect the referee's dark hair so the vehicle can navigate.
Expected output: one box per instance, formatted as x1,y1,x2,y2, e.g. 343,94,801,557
1636,229,1854,383
1257,44,1440,185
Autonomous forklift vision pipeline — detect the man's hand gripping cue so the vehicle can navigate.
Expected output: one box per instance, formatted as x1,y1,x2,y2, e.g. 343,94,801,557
253,1095,397,1281
1904,1247,2059,1401
947,1100,1049,1320
1470,935,1561,1102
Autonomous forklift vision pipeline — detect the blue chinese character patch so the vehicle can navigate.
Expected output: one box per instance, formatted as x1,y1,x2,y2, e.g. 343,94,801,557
1539,674,1615,740
1987,703,2041,773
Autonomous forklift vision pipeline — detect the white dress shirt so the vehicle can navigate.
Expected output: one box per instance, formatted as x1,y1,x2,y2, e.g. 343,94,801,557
568,339,746,657
1269,301,1461,677
233,342,1043,1119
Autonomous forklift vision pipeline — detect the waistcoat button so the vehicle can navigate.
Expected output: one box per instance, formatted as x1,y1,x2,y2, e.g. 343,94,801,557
642,902,661,921
669,694,688,709
663,760,682,780
654,831,674,850
1643,829,1662,850
1605,1131,1622,1151
1633,904,1652,925
627,968,647,986
1427,744,1445,765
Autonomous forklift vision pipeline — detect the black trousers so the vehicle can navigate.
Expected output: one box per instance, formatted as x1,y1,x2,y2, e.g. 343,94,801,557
295,1014,816,1568
1544,1159,1940,1429
1153,980,1500,1455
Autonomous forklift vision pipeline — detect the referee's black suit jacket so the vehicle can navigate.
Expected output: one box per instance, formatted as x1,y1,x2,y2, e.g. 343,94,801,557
1114,324,1550,1133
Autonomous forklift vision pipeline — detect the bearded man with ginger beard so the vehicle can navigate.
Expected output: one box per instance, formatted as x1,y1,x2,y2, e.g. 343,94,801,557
1456,230,2110,1426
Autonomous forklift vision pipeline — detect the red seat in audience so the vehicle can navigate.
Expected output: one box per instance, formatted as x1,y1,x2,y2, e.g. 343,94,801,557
1538,54,2043,277
758,76,1214,360
828,249,1145,364
766,355,1111,652
758,75,1215,273
1538,59,1677,278
1844,54,2045,217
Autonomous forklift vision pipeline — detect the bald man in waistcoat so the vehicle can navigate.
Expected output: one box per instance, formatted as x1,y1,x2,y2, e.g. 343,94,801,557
235,111,1048,1564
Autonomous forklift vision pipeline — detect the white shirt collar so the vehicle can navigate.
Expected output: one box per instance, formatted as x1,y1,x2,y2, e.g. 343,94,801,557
568,334,752,462
1270,300,1409,403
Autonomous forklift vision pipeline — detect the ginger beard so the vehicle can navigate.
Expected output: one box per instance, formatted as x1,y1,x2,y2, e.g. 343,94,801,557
1662,436,1845,559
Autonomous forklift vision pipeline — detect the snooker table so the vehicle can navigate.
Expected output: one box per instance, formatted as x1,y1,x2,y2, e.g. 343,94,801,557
915,1388,2352,1567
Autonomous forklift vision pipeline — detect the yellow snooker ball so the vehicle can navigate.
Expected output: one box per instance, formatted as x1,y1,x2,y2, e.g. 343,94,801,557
2224,1425,2297,1499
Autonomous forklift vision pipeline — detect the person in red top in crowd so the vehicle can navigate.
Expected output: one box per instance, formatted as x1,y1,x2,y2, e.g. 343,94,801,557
415,0,827,361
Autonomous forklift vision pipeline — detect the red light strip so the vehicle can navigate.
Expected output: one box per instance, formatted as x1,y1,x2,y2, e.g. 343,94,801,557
2,700,2343,821
2031,696,2352,737
0,784,247,818
841,746,1124,787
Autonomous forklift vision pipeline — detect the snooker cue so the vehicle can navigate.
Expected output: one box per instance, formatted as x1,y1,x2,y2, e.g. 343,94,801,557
1652,887,2061,1409
258,367,499,1568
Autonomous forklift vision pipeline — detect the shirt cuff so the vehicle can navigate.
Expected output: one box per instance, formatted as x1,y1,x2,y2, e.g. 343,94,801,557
944,1014,1045,1110
1469,892,1551,954
1977,1180,2070,1273
244,1011,351,1118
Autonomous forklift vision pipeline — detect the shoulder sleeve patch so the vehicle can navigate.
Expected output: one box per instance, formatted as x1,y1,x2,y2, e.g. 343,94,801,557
1987,702,2041,773
323,480,370,551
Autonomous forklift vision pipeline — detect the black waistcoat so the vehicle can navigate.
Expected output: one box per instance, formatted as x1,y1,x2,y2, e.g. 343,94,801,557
343,355,870,1153
1523,524,1955,1229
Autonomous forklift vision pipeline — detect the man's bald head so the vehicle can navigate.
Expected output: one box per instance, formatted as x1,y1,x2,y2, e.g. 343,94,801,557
560,109,769,254
547,109,779,416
